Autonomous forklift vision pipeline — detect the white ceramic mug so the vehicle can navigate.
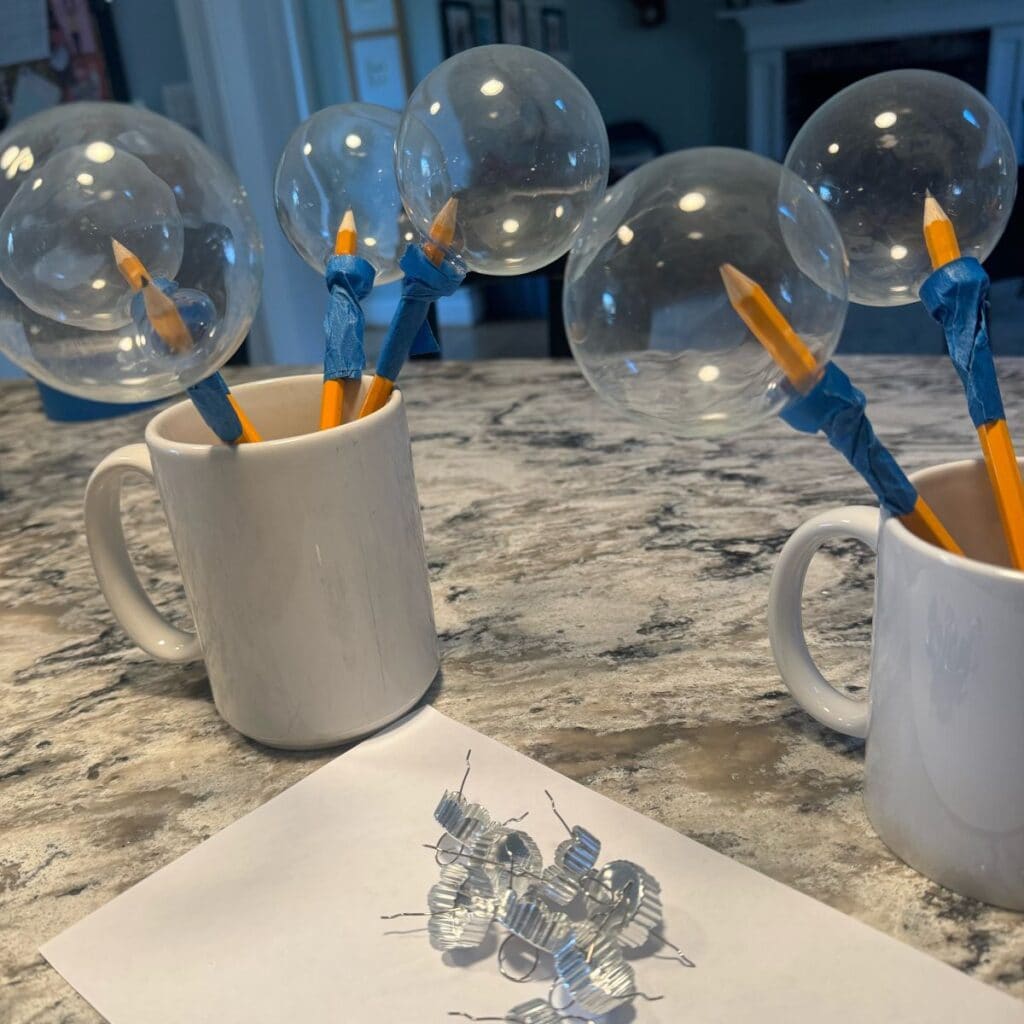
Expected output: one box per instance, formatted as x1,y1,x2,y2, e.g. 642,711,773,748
84,374,439,750
769,458,1024,909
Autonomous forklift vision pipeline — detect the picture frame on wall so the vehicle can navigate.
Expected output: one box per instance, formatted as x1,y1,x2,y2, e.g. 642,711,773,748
540,7,568,54
351,33,408,109
497,0,527,45
441,1,476,56
341,0,397,34
337,0,412,110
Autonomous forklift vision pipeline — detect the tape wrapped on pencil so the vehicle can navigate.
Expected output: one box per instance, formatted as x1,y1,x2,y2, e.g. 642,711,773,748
918,196,1024,570
317,210,375,430
322,254,375,385
379,244,464,376
129,278,260,446
719,261,961,554
359,198,464,419
919,257,1002,429
780,362,918,517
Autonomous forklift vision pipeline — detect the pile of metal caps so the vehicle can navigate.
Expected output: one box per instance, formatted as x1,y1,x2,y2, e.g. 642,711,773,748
414,755,693,1022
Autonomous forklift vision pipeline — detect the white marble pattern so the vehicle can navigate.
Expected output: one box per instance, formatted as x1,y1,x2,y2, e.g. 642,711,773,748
1,357,1022,1022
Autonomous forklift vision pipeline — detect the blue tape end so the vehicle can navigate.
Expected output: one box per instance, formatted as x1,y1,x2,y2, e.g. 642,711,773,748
374,244,466,382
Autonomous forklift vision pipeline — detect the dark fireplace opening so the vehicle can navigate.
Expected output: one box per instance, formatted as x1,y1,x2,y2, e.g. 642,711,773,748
785,30,990,147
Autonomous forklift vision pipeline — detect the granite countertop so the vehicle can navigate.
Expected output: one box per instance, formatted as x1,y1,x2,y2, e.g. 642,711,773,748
2,357,1022,1021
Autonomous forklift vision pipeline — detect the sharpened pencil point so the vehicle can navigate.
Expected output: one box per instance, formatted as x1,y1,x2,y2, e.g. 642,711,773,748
423,196,459,266
111,238,147,291
718,262,754,306
922,195,960,269
923,194,949,229
334,209,358,256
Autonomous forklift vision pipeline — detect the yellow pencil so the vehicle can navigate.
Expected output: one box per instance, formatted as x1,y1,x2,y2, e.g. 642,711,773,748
226,395,262,445
320,209,358,431
924,197,1024,568
421,195,458,268
720,263,961,554
112,239,261,443
358,197,459,419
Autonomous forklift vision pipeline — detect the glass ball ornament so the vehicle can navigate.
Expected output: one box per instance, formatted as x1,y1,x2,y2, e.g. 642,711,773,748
784,69,1017,307
564,147,848,438
396,44,609,275
0,102,262,402
0,142,184,331
274,103,406,284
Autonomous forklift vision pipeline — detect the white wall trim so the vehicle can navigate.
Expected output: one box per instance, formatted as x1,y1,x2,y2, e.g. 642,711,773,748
175,0,325,365
722,0,1024,52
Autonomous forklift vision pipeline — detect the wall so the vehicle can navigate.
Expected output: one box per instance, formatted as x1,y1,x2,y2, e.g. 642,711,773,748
566,0,746,151
110,0,191,118
299,0,464,327
302,0,445,106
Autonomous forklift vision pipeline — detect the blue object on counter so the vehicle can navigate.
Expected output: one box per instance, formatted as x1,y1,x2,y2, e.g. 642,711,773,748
36,382,159,422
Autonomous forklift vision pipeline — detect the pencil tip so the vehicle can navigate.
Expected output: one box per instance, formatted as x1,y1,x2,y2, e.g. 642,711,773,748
111,238,149,288
427,196,459,251
923,194,948,226
340,208,356,233
718,262,753,304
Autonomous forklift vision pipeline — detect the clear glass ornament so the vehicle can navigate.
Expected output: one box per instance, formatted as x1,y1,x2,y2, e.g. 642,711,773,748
784,69,1017,307
0,102,262,402
0,142,184,331
564,147,848,438
274,103,405,284
396,44,609,275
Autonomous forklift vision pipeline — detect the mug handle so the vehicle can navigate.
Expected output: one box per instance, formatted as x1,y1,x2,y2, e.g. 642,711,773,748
767,506,879,739
84,443,202,664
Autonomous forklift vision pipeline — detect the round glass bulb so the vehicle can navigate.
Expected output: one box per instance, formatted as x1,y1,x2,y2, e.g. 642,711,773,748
274,103,405,284
564,148,848,438
396,44,609,275
784,69,1017,307
0,143,184,331
0,102,262,402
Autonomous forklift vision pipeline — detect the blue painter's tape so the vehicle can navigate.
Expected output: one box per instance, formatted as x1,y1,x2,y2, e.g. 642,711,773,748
186,372,242,444
375,244,464,382
781,362,918,517
128,278,240,443
919,257,1003,428
323,255,375,381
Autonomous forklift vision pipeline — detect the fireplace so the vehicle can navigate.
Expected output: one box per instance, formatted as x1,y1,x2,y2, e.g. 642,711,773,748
721,1,1024,163
785,30,989,143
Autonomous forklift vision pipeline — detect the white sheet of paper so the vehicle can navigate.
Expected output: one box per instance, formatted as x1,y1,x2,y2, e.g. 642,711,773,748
0,0,49,68
42,708,1021,1022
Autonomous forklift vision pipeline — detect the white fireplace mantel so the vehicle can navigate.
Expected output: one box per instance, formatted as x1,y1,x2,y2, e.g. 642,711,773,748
720,0,1024,162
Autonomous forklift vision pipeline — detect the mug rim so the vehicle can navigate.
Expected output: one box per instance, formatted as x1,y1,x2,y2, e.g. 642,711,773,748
886,457,1024,586
144,372,400,455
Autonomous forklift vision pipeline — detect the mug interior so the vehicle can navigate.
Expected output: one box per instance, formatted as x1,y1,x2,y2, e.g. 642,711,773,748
148,373,384,446
909,458,1022,571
